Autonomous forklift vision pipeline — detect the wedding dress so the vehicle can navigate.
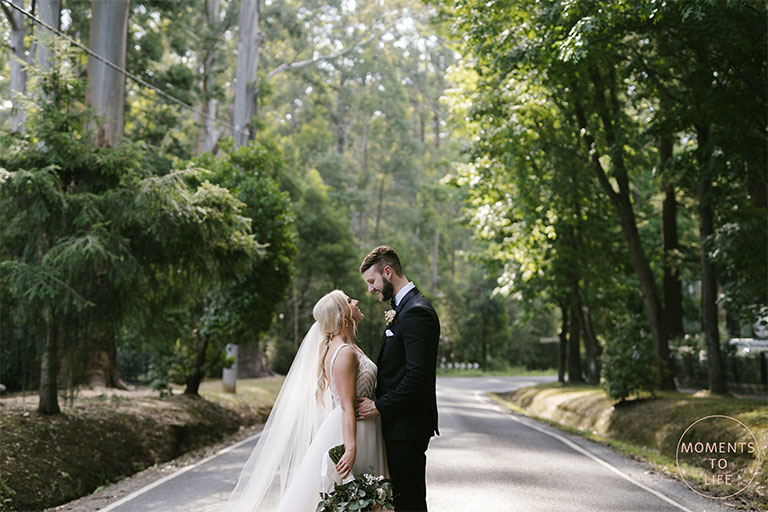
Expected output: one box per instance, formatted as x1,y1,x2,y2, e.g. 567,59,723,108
278,344,387,511
226,323,387,512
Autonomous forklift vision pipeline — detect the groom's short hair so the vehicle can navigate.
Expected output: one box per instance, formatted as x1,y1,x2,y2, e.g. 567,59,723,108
360,245,403,276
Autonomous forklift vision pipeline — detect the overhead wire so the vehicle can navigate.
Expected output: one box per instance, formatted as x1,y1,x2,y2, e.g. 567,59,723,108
0,0,243,138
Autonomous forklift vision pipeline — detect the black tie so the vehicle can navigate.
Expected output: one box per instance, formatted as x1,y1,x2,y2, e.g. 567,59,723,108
390,297,396,310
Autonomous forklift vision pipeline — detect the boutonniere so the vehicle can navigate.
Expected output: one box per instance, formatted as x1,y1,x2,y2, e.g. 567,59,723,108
384,309,396,325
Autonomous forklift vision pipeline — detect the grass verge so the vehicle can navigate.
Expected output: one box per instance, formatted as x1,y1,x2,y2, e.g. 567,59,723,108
491,382,768,510
0,377,283,511
436,366,556,378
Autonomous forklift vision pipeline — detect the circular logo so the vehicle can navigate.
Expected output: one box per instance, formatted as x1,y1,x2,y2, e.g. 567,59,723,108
676,415,761,499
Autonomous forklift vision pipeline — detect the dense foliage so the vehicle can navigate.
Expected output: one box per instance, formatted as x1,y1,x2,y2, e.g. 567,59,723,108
0,0,765,408
442,0,766,398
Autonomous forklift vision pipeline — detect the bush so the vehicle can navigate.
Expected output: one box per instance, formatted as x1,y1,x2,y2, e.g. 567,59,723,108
268,337,298,375
601,318,661,403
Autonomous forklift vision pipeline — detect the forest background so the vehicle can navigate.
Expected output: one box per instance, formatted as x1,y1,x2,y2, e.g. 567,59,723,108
0,0,765,416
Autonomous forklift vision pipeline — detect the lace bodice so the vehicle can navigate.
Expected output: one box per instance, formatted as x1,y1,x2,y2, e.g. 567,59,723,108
329,344,377,407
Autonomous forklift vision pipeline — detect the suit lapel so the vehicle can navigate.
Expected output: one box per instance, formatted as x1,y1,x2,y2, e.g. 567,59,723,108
395,287,420,315
378,287,421,366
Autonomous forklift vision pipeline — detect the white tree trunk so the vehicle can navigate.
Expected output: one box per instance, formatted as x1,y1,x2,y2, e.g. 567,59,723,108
6,0,26,132
233,0,262,148
36,0,61,70
201,0,223,154
86,0,129,147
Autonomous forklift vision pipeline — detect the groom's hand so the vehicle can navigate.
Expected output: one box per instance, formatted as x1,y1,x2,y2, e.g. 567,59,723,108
355,397,379,421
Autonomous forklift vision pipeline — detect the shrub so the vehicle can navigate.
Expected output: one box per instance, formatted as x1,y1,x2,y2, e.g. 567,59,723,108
601,317,661,403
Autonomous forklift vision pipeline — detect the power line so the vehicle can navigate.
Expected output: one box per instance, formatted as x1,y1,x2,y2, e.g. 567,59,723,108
1,0,242,138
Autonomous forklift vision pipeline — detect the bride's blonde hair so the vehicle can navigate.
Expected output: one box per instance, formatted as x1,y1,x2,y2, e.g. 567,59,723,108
312,290,355,401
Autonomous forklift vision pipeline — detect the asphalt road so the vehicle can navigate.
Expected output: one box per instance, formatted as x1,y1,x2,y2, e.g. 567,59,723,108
97,376,731,512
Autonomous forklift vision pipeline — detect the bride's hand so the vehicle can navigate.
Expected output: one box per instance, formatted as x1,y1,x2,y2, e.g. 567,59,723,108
335,446,356,479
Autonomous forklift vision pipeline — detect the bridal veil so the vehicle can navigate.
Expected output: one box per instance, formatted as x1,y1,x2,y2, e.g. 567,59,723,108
225,322,331,512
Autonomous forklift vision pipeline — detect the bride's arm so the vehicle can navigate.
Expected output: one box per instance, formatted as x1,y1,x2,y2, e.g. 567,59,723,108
333,347,359,479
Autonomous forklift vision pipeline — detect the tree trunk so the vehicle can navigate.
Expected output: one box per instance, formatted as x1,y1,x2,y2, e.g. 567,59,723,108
236,339,273,378
84,326,127,389
433,108,440,149
233,0,262,148
571,196,601,384
5,0,27,132
357,118,369,242
661,135,685,341
200,0,222,154
567,300,583,384
36,0,61,70
184,332,209,396
695,125,727,394
558,303,569,383
745,161,768,215
481,322,487,372
335,85,347,154
574,68,674,389
431,229,439,294
38,307,60,415
86,0,129,148
725,309,741,339
293,280,300,346
570,281,598,384
372,176,386,241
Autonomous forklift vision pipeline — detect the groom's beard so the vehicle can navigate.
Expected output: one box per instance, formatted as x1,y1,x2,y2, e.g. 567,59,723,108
381,277,395,302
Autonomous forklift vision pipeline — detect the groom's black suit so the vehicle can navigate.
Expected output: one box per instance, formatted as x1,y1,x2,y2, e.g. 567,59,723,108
375,286,439,512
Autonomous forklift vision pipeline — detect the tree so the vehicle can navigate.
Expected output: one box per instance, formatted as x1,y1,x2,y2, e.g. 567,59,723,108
86,0,130,147
1,0,26,132
445,0,765,394
623,0,766,392
232,0,261,148
458,273,510,372
35,0,61,70
192,139,298,381
0,41,260,410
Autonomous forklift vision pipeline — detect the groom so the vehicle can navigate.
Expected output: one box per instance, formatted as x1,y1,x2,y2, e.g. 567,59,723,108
356,245,440,512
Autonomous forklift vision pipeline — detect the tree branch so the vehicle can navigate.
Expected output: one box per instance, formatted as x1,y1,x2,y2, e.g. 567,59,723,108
2,3,19,31
569,82,620,206
266,32,378,81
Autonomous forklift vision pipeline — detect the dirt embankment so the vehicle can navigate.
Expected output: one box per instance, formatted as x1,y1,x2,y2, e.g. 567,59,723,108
0,379,280,512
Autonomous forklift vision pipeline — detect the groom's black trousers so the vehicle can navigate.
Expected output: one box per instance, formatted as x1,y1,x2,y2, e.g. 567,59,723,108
385,437,430,512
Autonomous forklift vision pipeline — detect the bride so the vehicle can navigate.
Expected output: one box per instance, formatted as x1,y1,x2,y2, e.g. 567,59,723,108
226,290,387,512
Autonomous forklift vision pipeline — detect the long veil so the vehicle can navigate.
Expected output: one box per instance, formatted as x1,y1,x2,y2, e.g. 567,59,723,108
225,322,331,512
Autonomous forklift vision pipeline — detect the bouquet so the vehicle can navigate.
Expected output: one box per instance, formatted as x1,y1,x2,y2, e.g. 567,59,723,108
317,444,394,512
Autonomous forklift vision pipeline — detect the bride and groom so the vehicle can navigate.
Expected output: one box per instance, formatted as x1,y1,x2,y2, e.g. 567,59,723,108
226,246,440,512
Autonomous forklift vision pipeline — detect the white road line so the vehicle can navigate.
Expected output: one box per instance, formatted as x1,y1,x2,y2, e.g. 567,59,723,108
99,432,261,512
473,391,694,512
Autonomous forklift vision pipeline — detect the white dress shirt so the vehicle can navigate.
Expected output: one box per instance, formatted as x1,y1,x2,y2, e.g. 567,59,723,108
394,281,416,307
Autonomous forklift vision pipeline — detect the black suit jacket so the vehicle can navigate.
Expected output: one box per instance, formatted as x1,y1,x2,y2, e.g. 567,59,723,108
375,286,440,441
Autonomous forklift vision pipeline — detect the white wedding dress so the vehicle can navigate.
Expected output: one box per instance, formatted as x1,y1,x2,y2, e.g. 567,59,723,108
226,329,387,512
277,344,388,511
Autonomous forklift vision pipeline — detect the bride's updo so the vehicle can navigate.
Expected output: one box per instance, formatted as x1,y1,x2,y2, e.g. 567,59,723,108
312,290,354,400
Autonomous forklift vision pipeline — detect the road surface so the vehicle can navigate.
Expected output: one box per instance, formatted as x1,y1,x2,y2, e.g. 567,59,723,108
86,376,730,512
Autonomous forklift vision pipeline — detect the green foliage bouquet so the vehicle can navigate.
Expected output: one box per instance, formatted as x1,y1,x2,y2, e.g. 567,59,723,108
317,445,394,512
